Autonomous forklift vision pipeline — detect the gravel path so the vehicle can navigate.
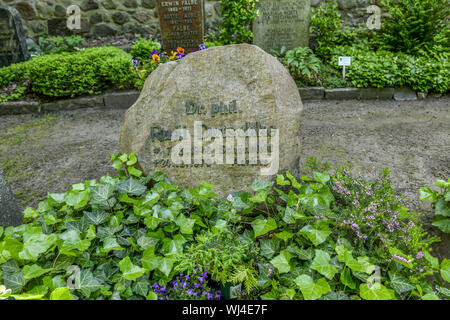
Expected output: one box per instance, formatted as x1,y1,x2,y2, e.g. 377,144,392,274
0,96,449,256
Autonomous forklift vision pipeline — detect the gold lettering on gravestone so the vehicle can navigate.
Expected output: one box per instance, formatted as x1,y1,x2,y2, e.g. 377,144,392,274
157,0,204,54
253,0,311,53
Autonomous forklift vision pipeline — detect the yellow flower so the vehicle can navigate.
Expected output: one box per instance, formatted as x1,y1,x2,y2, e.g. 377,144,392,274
151,54,160,64
170,51,177,61
141,69,146,73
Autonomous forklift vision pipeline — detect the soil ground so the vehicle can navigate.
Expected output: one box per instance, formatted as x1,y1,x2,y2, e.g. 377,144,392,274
0,97,449,257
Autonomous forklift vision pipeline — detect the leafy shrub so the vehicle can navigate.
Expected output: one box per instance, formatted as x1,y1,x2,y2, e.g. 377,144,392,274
273,46,350,88
379,0,450,54
331,46,450,93
29,36,85,56
0,47,134,99
310,2,366,61
217,0,259,44
420,179,450,234
129,37,161,61
0,154,448,300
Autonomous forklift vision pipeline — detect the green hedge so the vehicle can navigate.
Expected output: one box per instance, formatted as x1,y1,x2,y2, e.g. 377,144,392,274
331,46,449,93
0,47,134,99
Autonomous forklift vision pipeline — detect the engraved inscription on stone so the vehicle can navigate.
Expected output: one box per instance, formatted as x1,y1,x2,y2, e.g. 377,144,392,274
156,0,205,54
253,0,311,53
0,6,29,67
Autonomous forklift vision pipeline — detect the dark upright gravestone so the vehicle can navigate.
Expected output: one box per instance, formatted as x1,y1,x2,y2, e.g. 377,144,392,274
0,6,29,68
253,0,311,53
0,167,23,227
156,0,205,54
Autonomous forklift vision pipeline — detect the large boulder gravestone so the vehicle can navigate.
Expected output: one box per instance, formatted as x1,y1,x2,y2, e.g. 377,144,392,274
0,5,29,67
120,44,303,195
253,0,311,53
0,167,23,227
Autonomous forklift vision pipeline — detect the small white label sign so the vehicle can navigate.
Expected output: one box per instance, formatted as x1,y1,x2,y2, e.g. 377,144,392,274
338,56,351,66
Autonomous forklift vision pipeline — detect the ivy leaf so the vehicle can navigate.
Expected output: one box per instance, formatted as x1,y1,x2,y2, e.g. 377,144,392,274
11,285,48,300
133,279,150,297
286,246,314,260
422,293,440,300
432,216,450,233
283,206,305,224
295,275,330,300
359,283,396,300
270,251,291,274
65,190,90,209
249,191,268,203
388,271,415,294
119,257,145,281
3,271,24,293
84,211,110,226
141,249,160,272
275,231,294,241
440,259,450,283
50,287,75,300
435,198,450,217
311,249,338,280
299,222,331,246
175,214,195,235
89,184,115,205
418,187,438,202
102,237,124,253
116,178,147,196
23,264,52,280
313,171,330,185
19,234,57,262
277,174,290,186
250,180,274,192
78,269,102,298
146,291,158,300
424,251,439,269
158,257,175,277
259,239,278,259
340,267,356,290
252,218,277,237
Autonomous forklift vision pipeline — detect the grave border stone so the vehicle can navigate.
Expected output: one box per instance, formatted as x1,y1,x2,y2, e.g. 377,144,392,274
0,167,23,227
0,5,29,67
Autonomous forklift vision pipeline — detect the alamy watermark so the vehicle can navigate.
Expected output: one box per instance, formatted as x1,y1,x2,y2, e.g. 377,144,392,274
66,5,81,31
167,121,280,176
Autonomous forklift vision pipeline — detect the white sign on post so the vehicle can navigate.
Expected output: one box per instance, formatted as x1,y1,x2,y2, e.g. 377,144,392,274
338,56,351,79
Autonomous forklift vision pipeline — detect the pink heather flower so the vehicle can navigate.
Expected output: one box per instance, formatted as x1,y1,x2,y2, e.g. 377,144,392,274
392,254,411,264
227,194,233,202
416,251,424,259
420,269,424,273
351,223,360,231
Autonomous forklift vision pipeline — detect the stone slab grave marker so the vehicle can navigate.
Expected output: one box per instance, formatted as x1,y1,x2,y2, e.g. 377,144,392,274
120,44,303,196
156,0,205,54
253,0,311,53
0,5,29,67
0,167,23,227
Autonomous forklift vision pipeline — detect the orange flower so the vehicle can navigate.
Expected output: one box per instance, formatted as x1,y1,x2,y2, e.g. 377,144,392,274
177,47,185,55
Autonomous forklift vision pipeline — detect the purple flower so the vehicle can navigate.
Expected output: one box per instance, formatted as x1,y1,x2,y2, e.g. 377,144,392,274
152,283,159,289
199,44,207,50
227,194,234,202
207,293,213,300
194,283,200,289
416,251,424,259
187,289,193,295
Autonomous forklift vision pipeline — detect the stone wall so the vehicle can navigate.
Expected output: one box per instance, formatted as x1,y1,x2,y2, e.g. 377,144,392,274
0,0,380,39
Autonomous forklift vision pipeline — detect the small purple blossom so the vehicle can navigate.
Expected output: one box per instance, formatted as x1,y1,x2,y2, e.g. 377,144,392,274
416,251,424,259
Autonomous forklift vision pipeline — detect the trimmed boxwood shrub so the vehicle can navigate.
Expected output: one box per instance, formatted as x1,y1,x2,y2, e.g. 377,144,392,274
0,47,134,99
